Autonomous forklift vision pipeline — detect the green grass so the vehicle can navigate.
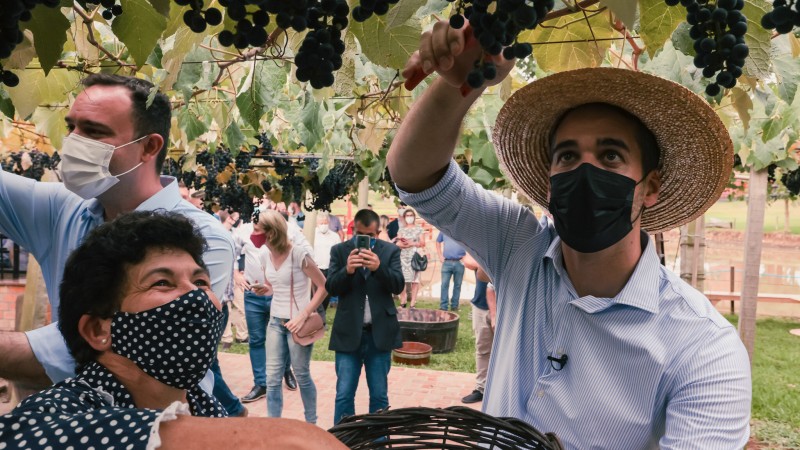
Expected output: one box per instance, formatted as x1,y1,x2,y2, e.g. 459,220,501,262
221,306,800,447
223,297,477,372
706,199,800,234
731,315,800,447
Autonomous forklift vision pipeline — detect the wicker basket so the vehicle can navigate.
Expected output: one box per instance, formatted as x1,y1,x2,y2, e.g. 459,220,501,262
328,406,564,449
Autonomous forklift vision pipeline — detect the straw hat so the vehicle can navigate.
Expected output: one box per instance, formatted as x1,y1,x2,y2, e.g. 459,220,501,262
493,67,733,233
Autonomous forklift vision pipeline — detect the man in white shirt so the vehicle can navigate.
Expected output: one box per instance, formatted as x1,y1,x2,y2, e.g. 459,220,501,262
313,213,342,310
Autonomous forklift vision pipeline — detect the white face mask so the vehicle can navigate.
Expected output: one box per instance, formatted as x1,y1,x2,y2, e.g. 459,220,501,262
58,133,146,199
317,224,329,234
405,216,415,225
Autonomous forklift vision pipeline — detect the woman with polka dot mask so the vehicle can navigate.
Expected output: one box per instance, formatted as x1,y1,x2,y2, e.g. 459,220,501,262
0,211,345,450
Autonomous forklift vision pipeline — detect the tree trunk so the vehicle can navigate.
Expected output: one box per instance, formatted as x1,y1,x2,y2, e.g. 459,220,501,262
738,167,769,361
357,177,369,210
785,197,791,233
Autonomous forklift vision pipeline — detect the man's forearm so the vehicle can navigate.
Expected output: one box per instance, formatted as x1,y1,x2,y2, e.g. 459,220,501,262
0,331,51,388
388,78,484,193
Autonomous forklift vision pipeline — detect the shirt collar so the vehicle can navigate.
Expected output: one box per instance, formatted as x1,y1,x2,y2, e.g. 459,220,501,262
78,176,180,222
135,176,181,212
544,231,661,314
76,361,135,408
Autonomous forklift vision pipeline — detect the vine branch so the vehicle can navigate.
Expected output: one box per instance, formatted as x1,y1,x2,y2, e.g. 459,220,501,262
611,19,643,70
72,6,131,71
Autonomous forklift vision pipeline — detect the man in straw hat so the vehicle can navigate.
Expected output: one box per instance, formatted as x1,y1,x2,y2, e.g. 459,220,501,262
388,21,751,449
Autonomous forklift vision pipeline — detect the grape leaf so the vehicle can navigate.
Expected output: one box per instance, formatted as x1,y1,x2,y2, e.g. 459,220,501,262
26,5,70,75
599,0,638,31
333,33,358,96
771,36,800,105
31,107,68,150
789,34,800,58
521,10,616,72
111,0,168,68
761,102,797,143
639,0,684,58
384,0,427,30
0,89,15,119
223,121,246,151
179,108,208,142
174,47,213,101
299,91,325,151
350,14,421,69
2,31,36,70
468,165,496,188
670,22,695,56
730,87,753,131
148,0,171,16
160,29,206,91
3,68,79,119
236,62,287,131
741,0,773,80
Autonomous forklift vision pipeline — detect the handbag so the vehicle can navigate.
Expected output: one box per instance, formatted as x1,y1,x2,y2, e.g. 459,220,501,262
411,251,428,272
289,250,326,346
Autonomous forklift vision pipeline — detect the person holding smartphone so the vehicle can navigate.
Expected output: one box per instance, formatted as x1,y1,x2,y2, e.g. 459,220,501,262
395,208,426,308
326,209,405,425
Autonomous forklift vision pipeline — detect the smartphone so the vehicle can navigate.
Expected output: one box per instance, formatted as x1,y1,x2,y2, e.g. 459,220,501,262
355,234,371,250
250,283,267,290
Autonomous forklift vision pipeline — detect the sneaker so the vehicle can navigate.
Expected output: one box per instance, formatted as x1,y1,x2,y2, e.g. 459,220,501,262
284,369,297,391
241,385,266,403
461,390,484,404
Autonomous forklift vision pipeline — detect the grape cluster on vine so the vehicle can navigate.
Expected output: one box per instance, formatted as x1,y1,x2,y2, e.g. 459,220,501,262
305,160,359,211
99,0,124,21
184,0,350,89
0,150,60,181
177,0,222,33
258,133,305,203
352,0,400,22
0,0,60,87
162,145,261,220
664,0,748,96
761,0,800,35
446,0,554,88
781,168,800,197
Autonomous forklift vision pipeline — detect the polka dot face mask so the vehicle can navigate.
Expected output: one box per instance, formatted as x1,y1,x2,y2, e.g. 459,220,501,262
110,288,224,390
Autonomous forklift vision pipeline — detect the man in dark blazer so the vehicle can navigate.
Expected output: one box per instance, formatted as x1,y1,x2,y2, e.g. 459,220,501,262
326,209,405,425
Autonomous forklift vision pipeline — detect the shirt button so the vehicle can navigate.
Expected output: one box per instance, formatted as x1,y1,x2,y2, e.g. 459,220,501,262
537,390,545,398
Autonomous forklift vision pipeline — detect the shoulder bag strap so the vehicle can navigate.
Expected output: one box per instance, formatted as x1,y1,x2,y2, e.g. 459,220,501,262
289,249,297,320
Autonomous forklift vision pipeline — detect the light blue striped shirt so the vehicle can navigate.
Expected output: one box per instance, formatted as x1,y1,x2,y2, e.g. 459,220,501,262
0,171,234,389
400,161,751,450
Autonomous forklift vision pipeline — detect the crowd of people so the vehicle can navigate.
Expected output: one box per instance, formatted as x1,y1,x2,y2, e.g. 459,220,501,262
0,17,753,450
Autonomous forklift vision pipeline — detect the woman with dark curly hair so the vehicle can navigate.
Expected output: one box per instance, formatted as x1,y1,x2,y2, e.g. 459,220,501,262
0,211,345,450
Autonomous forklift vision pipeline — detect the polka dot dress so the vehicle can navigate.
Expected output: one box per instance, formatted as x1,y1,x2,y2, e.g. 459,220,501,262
0,361,225,449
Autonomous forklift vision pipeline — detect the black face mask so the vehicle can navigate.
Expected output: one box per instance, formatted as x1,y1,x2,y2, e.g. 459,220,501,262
111,288,223,390
549,163,644,253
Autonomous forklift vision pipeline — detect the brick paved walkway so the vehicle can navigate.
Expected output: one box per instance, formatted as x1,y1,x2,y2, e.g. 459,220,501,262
217,352,481,429
0,353,481,428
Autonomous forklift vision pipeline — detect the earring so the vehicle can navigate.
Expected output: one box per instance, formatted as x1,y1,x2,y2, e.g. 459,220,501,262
101,338,108,344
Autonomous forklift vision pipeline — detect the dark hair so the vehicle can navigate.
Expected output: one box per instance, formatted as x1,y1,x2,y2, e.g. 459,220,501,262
549,103,661,176
58,210,208,370
82,74,172,173
354,209,380,228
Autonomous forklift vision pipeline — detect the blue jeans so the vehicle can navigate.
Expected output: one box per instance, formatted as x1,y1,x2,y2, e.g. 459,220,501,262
211,304,245,416
333,329,392,425
266,316,317,423
440,260,465,310
244,290,291,387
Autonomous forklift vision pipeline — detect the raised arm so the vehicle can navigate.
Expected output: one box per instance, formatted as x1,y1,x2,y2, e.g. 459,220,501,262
0,331,52,389
387,22,513,193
